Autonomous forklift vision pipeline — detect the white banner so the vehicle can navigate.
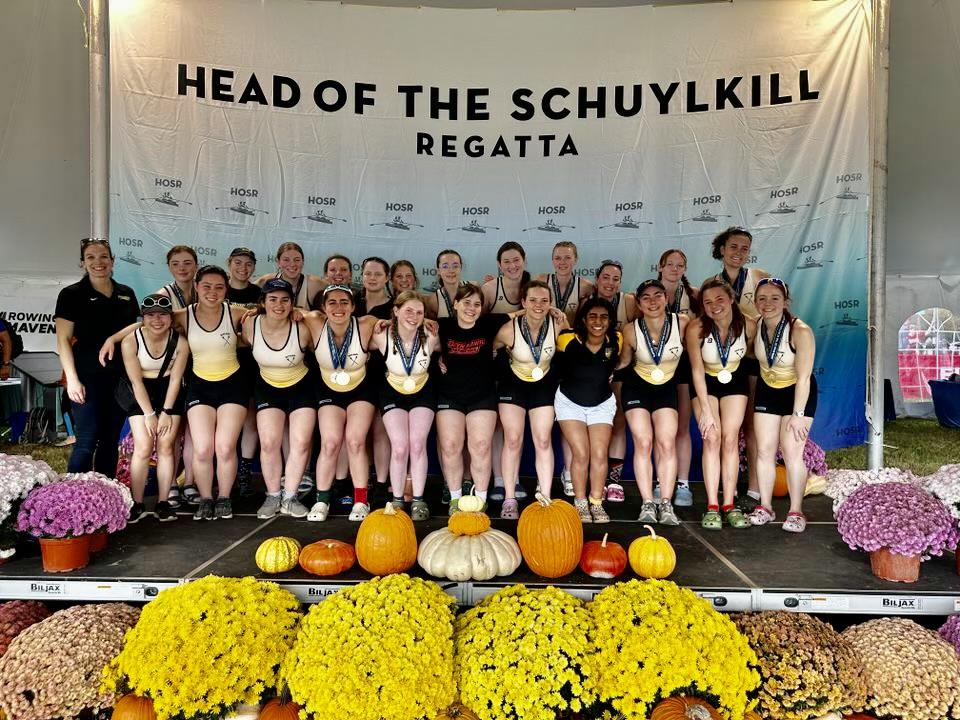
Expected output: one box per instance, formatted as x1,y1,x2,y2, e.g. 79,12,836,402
0,279,68,354
109,0,871,448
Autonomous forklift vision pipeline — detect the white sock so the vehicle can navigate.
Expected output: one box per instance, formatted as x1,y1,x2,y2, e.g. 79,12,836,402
450,489,463,500
267,491,281,497
281,489,295,501
493,476,504,487
747,489,761,501
677,478,689,488
475,490,488,501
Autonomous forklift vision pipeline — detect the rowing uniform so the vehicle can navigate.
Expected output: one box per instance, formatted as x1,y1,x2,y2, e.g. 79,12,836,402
697,324,750,398
714,267,764,320
499,316,558,409
277,272,311,310
753,317,818,417
554,330,621,425
162,283,194,311
380,327,436,413
548,274,583,324
314,317,376,410
435,286,457,319
185,302,247,409
667,283,692,316
622,314,684,413
436,314,507,414
129,328,184,416
251,316,313,413
490,277,523,314
600,292,631,331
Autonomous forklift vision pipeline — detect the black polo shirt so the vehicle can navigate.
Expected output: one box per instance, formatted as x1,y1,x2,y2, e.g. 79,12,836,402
55,275,139,376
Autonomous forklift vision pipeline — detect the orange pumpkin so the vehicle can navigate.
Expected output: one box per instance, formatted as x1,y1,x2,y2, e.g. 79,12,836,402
843,715,879,720
259,696,301,720
434,703,481,720
299,539,356,577
113,693,157,720
773,463,789,497
355,503,418,575
517,493,583,578
579,533,627,579
650,696,722,720
744,712,762,720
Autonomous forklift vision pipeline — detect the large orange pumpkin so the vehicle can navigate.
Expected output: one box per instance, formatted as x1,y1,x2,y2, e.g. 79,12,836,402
744,712,762,720
650,696,722,720
355,503,418,575
113,693,158,720
628,525,676,579
579,533,627,579
773,463,789,497
434,703,481,720
299,539,356,577
843,714,879,720
259,696,301,720
517,493,583,578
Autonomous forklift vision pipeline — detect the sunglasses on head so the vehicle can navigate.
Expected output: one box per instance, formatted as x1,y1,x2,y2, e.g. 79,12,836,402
597,259,623,273
81,237,110,248
323,284,354,297
142,296,173,309
757,277,788,292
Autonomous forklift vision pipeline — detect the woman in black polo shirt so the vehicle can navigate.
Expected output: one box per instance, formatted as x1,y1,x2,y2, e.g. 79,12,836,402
55,238,139,475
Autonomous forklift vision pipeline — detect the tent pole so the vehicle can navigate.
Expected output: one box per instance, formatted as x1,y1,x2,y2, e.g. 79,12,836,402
89,0,110,239
867,0,890,470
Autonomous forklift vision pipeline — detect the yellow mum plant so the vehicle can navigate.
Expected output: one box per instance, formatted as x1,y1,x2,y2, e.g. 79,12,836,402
733,611,867,720
588,579,759,720
454,585,598,720
282,574,456,720
102,575,301,720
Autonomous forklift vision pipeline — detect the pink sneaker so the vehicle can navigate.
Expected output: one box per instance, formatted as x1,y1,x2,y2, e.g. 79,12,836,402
605,483,625,502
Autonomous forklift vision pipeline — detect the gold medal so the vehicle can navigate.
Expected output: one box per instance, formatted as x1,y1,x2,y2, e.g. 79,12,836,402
531,367,545,381
651,367,665,383
403,377,416,392
717,369,733,384
333,371,350,387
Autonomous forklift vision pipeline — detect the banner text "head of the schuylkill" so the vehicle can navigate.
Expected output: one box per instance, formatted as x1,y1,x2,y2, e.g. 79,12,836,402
177,65,821,159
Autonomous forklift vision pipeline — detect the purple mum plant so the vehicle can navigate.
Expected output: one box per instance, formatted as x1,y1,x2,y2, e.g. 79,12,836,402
738,433,828,475
15,479,128,539
836,482,960,560
940,615,960,657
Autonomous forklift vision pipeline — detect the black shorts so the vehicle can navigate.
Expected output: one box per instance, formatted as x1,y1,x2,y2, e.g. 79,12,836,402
381,375,438,414
129,376,185,416
621,377,679,414
237,347,258,386
497,368,559,410
437,391,499,414
255,373,316,413
754,376,818,418
186,368,249,410
693,364,751,400
741,356,761,377
316,372,379,410
673,354,692,386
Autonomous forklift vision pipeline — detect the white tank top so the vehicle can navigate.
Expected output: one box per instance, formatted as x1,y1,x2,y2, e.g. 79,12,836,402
162,283,193,311
490,276,523,314
700,325,748,377
509,316,556,382
667,283,692,316
187,303,240,382
276,272,311,310
601,292,630,331
715,268,763,320
315,317,368,391
384,328,432,394
252,316,309,388
755,317,799,389
435,286,456,319
135,328,178,380
548,274,581,324
632,314,683,385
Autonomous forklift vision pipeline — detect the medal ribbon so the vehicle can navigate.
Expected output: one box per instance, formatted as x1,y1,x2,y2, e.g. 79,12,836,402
711,326,736,369
639,316,671,366
671,285,684,314
519,316,549,366
439,286,455,317
393,329,422,376
551,274,576,310
761,316,788,369
722,268,748,302
327,319,354,370
169,283,191,308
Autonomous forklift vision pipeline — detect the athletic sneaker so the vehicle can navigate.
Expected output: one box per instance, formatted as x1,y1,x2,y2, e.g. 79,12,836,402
605,483,625,503
214,498,233,520
307,501,330,522
257,495,282,519
448,498,460,515
182,486,201,506
128,502,150,524
193,499,215,521
657,501,680,526
574,498,592,523
674,484,694,507
348,502,370,522
589,502,610,524
155,501,177,523
489,479,506,501
561,469,574,497
411,500,430,522
281,497,309,518
166,486,181,509
499,499,519,520
441,486,451,505
637,501,659,524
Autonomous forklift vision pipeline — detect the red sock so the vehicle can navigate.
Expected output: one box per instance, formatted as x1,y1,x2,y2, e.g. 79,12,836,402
721,503,735,513
707,504,720,512
354,487,368,505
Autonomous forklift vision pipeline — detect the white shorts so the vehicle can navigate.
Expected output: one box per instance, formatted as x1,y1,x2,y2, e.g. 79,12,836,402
554,388,617,426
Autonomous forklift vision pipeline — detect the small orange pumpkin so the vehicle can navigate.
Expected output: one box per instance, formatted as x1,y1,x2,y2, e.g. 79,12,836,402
434,703,481,720
842,714,880,720
517,493,583,578
448,494,491,536
355,503,418,575
299,539,356,577
773,463,789,497
113,693,158,720
259,696,301,720
650,696,722,720
579,533,627,579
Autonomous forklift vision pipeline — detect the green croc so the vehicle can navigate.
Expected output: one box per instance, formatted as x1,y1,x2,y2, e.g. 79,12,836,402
725,507,751,529
701,510,722,531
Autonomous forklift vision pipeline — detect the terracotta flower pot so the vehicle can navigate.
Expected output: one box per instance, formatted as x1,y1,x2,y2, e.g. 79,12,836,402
869,547,919,583
88,529,108,553
39,536,90,573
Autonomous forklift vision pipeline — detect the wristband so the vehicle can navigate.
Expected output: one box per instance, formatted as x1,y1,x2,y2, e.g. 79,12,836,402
793,410,805,418
145,411,156,418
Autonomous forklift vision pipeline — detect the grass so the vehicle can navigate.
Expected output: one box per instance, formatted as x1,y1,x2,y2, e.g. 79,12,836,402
0,442,70,473
825,418,960,476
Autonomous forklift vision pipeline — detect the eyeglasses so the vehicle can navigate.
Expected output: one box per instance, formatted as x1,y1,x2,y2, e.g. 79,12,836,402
756,277,788,292
439,263,462,271
141,295,173,309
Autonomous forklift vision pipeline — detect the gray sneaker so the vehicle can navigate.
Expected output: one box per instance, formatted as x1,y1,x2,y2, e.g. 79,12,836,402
589,501,610,524
658,501,680,526
214,497,233,520
674,484,694,507
410,500,430,522
638,501,659,524
574,498,592,523
256,495,282,519
281,496,309,518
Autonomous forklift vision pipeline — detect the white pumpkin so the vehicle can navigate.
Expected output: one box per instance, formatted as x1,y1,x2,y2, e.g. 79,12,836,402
417,527,522,581
804,472,827,496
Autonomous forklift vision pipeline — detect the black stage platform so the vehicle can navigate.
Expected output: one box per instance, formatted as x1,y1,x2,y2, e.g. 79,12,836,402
1,488,957,614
